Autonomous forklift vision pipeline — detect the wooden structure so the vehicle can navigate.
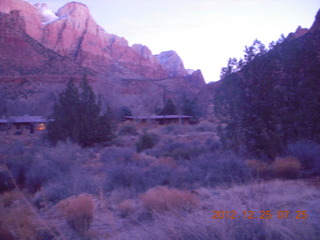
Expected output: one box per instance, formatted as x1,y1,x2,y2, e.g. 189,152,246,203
125,115,193,125
0,115,47,135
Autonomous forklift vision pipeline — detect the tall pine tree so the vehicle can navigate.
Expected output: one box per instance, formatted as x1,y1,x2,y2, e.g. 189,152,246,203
47,77,113,147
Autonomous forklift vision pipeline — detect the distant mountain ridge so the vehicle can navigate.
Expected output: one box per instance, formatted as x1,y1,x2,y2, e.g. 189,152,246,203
1,0,202,80
0,0,205,116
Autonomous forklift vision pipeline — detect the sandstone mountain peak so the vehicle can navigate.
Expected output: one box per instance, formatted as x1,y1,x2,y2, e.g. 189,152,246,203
156,51,187,77
0,0,203,81
34,2,58,23
57,2,90,19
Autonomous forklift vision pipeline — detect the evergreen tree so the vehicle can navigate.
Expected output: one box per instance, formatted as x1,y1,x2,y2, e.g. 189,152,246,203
214,32,320,159
182,95,196,117
220,57,238,79
159,99,177,115
47,77,113,147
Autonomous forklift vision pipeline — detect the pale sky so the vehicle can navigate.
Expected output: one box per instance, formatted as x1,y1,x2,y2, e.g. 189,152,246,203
27,0,319,82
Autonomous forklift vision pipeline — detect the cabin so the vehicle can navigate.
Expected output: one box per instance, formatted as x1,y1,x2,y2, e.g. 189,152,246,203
0,115,47,135
125,115,193,125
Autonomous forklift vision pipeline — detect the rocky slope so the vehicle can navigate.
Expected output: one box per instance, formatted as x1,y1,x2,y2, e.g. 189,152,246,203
0,10,89,80
0,0,206,116
0,10,94,115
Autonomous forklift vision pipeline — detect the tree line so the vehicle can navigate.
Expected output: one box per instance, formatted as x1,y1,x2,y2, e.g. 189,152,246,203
215,32,320,159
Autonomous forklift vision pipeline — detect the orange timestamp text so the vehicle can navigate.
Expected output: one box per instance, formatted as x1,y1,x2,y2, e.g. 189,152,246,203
211,210,308,220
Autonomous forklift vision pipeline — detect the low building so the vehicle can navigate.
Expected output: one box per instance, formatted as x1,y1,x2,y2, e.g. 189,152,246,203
125,115,193,125
0,115,47,135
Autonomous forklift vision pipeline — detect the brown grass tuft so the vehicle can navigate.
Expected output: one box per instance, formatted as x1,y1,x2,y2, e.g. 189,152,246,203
0,190,23,207
246,159,271,178
57,194,95,235
271,156,301,179
150,156,178,169
1,204,47,240
117,199,136,218
141,186,199,214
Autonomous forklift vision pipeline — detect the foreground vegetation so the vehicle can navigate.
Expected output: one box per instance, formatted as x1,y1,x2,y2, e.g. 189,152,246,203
1,122,320,240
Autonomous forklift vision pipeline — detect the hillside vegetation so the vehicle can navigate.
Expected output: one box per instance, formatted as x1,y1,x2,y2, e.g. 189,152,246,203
1,121,320,239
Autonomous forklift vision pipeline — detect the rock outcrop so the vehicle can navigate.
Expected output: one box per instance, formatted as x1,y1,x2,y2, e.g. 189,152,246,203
156,51,187,77
0,0,43,40
0,10,88,80
41,2,169,79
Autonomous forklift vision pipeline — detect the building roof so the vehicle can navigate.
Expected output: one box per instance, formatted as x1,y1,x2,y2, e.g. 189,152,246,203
0,115,46,123
125,115,192,120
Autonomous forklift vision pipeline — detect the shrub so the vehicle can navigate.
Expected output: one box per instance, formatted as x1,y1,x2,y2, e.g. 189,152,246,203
42,167,98,203
57,194,94,235
136,132,159,153
0,190,22,207
26,142,82,193
3,141,34,187
246,159,272,179
271,156,301,179
195,121,215,132
117,199,136,218
100,146,135,164
105,164,146,192
186,152,252,187
144,165,174,188
1,204,48,240
141,186,199,214
286,140,320,176
148,139,210,160
118,122,137,136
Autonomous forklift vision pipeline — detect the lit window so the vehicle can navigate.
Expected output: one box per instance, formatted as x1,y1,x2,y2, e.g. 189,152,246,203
36,123,46,131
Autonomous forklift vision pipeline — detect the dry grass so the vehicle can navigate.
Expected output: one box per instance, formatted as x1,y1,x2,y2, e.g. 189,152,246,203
115,180,320,240
117,199,136,218
271,156,301,179
2,133,320,239
57,194,95,235
0,163,64,240
0,190,22,207
246,159,271,178
0,201,49,240
141,186,199,214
